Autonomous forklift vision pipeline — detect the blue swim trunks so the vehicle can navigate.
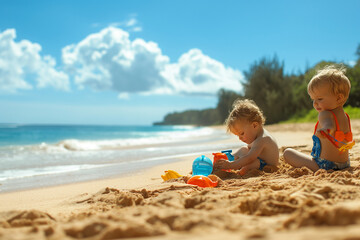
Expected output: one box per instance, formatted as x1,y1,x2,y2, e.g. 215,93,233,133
314,157,350,170
312,135,350,170
258,157,267,170
311,135,322,159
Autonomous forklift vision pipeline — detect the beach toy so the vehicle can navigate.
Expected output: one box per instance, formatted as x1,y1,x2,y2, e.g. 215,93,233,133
187,175,218,188
212,152,228,164
213,151,232,172
192,155,213,176
161,170,182,181
221,150,235,161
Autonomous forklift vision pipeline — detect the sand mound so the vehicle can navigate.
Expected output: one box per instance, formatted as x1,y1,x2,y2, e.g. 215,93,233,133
2,156,360,239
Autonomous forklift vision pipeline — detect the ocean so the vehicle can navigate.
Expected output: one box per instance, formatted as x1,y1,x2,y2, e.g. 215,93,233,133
0,124,239,192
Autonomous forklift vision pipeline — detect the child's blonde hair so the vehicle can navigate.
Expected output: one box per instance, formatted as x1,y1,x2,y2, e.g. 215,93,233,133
307,65,351,105
225,99,265,133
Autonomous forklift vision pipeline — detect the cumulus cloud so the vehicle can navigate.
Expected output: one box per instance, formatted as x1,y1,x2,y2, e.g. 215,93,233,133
62,27,243,96
0,29,70,93
62,27,170,93
162,49,243,95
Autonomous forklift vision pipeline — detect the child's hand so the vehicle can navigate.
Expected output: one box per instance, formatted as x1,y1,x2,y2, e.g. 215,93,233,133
214,159,231,170
239,166,249,176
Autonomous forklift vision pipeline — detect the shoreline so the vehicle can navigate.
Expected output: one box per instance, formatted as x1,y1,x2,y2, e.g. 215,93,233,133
0,154,198,214
0,122,314,195
0,122,317,214
0,122,317,204
1,121,359,239
0,125,234,193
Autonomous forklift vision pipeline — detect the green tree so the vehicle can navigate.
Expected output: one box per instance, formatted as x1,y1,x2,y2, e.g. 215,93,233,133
356,43,360,64
199,108,221,125
347,63,360,107
216,89,243,123
154,108,221,126
243,56,292,124
286,73,312,116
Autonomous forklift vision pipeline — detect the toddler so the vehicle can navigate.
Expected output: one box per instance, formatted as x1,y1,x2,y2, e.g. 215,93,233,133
283,65,354,171
214,99,279,175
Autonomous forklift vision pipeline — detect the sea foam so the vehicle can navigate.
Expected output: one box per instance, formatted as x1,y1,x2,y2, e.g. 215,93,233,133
43,127,217,151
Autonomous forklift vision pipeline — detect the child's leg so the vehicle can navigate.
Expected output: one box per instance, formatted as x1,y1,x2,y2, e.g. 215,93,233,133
283,148,319,172
239,160,260,176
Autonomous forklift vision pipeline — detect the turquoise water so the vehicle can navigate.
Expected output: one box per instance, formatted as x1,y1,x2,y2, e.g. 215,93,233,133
0,124,199,147
0,124,239,192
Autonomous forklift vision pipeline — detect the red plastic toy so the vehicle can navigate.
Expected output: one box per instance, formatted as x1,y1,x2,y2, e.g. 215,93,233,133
187,175,218,188
212,152,231,172
212,152,228,163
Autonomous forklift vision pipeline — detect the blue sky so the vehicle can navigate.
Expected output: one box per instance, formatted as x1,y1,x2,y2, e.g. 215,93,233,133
1,0,360,125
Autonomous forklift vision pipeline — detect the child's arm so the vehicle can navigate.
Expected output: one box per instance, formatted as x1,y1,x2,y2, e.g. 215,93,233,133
316,111,336,136
215,139,265,170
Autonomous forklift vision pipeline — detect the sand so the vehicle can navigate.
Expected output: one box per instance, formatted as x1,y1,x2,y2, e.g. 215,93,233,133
1,121,360,240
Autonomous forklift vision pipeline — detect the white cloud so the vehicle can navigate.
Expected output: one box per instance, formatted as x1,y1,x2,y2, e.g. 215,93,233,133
62,27,243,96
161,49,243,95
108,16,142,33
0,29,70,93
125,18,137,27
132,27,143,32
63,27,170,94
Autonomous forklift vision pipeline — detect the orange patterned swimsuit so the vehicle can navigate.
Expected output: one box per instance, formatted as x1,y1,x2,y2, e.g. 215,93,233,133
311,111,354,170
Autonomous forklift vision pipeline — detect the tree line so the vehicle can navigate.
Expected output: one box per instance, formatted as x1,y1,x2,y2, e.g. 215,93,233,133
154,44,360,126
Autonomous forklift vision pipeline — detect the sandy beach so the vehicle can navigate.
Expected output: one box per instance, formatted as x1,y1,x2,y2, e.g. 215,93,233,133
1,121,360,240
